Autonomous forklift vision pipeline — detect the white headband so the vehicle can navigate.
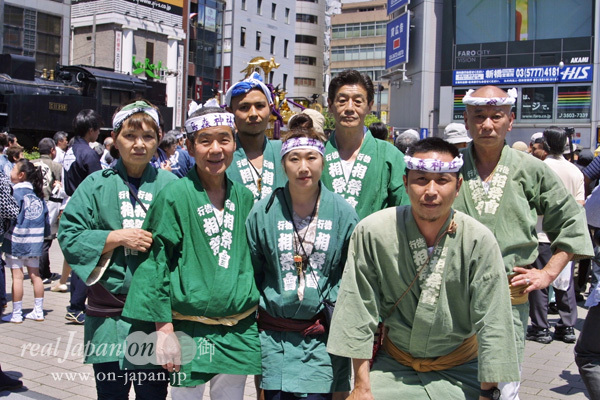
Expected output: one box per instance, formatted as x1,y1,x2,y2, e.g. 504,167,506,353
281,137,325,157
188,98,221,117
184,113,236,134
113,103,160,132
404,154,464,173
462,88,518,106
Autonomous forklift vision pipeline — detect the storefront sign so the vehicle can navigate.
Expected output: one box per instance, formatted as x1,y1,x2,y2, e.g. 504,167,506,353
454,65,593,85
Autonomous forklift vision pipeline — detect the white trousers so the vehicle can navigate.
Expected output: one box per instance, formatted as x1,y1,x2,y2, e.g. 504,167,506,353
499,364,522,400
171,374,247,400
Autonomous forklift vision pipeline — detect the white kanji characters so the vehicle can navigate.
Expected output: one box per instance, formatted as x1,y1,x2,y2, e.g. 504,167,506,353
483,200,500,215
220,230,233,250
209,236,221,255
278,233,293,251
134,204,146,218
225,199,235,212
262,186,273,197
314,232,331,251
118,191,128,200
487,186,504,201
204,204,213,214
317,219,333,230
223,213,234,230
264,160,274,170
203,217,220,236
283,272,298,291
134,219,143,228
331,177,346,194
346,179,362,196
412,248,428,266
345,196,358,208
309,252,326,270
144,192,153,202
277,221,287,230
218,250,230,268
120,202,135,218
491,174,508,188
240,168,254,184
351,164,368,179
328,162,343,177
409,238,426,250
262,170,274,185
280,252,294,271
122,219,135,229
247,183,259,198
236,159,248,168
197,207,206,217
325,152,338,162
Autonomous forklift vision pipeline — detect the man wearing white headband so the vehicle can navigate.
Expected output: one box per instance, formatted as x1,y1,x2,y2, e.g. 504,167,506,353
324,69,409,220
329,137,519,400
225,72,287,202
453,85,593,399
123,105,261,399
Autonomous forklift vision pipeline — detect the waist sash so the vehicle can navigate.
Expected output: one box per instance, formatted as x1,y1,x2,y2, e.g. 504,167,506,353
508,272,529,305
86,283,127,317
171,305,258,326
383,335,478,372
257,308,327,337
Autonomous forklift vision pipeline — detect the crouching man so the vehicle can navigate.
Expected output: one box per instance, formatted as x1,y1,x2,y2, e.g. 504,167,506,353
327,137,520,399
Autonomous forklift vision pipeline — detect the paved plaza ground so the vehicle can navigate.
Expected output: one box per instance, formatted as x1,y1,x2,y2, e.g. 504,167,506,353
0,242,592,399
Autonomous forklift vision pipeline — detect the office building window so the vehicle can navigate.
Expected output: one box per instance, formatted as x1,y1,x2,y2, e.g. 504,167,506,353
256,31,261,51
241,0,246,10
296,14,318,24
294,77,316,87
270,36,275,54
285,8,290,24
284,39,289,57
257,0,262,15
295,34,317,45
240,27,246,47
283,74,287,90
271,3,276,19
269,71,274,84
295,55,317,66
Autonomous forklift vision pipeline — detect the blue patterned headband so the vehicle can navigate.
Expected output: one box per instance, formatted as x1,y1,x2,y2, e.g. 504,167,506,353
225,72,273,107
184,113,236,134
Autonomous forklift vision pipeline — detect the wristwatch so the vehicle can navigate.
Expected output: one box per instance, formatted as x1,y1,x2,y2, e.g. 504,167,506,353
480,387,501,399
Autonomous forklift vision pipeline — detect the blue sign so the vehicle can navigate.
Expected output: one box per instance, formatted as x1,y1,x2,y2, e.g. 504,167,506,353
453,65,593,86
420,128,428,139
388,0,409,15
386,12,409,69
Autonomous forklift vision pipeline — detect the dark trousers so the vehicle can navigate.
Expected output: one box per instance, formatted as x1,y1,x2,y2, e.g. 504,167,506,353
528,242,577,329
39,238,53,280
0,255,6,307
68,270,87,313
264,391,332,400
93,362,168,400
575,304,600,400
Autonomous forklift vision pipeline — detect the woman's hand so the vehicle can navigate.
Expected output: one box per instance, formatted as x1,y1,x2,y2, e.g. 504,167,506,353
160,160,172,171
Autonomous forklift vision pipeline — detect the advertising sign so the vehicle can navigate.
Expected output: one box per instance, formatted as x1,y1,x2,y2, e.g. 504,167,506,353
386,12,409,69
454,64,593,85
388,0,409,15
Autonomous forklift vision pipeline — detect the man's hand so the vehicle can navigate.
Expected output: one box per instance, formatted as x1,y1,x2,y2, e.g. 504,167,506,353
156,322,181,373
346,387,374,400
512,249,573,294
511,266,553,294
105,229,153,253
349,359,374,400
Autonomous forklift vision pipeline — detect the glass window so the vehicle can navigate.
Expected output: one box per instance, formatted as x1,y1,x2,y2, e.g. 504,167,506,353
240,27,246,47
241,0,246,10
284,39,289,57
332,26,345,39
297,14,318,24
520,87,553,120
296,35,317,45
556,86,591,120
295,55,317,65
256,31,261,51
271,3,276,19
257,0,262,15
270,35,275,54
285,8,290,24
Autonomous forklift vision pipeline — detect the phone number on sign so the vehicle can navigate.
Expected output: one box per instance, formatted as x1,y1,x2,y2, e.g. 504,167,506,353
558,112,589,119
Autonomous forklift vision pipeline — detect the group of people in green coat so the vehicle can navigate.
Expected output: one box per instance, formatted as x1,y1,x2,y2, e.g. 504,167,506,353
56,69,592,400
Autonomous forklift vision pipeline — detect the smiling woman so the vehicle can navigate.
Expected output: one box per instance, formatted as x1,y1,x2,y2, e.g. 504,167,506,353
57,99,178,399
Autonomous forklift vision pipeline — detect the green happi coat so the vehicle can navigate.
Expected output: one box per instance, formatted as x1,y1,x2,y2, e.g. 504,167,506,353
321,130,409,219
454,143,593,360
228,136,287,202
121,168,261,386
57,160,177,365
327,207,520,399
246,183,359,394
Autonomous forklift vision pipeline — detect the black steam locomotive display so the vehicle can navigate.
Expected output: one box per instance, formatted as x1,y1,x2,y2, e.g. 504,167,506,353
0,54,173,148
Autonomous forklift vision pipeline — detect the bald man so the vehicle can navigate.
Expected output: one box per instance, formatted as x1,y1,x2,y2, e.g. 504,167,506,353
452,85,592,399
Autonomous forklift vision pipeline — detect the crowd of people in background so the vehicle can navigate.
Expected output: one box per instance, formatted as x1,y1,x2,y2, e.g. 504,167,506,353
1,71,600,400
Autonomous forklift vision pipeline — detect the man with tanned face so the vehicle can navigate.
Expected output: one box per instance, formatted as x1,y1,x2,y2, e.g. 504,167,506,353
323,70,409,220
452,85,593,399
225,72,287,202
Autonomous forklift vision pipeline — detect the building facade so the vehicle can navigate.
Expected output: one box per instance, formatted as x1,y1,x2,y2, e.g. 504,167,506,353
293,0,326,105
71,0,186,127
223,0,295,96
383,0,599,147
330,0,389,119
1,0,71,72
